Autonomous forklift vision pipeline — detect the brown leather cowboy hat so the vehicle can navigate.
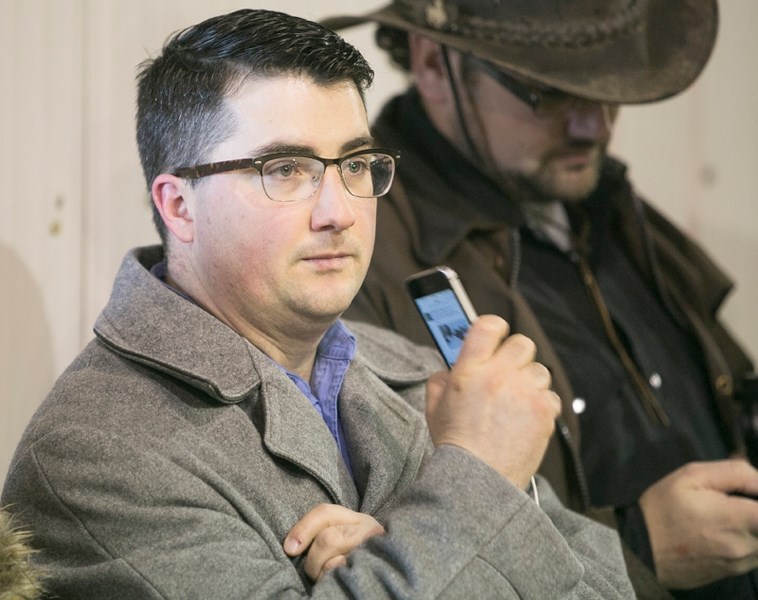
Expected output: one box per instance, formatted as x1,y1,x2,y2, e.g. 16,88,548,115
322,0,718,104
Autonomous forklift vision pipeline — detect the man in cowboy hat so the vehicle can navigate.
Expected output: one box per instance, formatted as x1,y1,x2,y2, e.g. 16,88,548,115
323,1,758,597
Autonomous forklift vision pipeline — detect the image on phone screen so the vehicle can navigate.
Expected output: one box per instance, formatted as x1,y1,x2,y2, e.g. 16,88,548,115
413,289,471,366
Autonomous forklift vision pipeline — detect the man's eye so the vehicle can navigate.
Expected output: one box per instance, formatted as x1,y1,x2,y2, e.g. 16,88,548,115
268,161,300,178
345,160,367,175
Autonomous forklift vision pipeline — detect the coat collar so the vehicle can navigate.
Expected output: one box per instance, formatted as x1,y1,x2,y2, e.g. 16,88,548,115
95,246,260,403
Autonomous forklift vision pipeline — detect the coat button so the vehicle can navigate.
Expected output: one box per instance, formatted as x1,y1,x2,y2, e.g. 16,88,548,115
715,374,733,396
572,397,586,414
649,372,662,389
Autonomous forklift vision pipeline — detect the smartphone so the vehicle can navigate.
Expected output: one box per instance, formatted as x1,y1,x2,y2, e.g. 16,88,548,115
404,266,478,367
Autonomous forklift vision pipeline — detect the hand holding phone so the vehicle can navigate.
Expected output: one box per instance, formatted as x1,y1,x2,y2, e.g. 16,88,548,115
405,267,556,498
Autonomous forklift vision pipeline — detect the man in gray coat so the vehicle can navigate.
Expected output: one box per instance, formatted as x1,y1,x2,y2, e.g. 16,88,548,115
1,9,633,599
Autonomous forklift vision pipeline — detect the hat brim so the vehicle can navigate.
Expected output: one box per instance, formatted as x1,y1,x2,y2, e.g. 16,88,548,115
322,1,718,104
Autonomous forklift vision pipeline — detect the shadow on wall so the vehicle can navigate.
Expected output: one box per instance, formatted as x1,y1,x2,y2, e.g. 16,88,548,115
0,243,54,486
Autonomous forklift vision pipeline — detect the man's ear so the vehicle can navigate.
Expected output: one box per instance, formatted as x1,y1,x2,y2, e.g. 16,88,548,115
151,174,195,244
408,34,452,104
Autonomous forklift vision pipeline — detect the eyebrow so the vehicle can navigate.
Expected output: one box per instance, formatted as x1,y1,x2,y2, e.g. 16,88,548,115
249,136,375,158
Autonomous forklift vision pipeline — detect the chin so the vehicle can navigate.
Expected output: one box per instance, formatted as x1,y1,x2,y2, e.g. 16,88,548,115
542,170,602,203
299,290,356,320
559,186,597,203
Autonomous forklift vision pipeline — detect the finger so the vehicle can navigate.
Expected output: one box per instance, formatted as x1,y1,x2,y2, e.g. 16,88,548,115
304,521,384,580
698,459,758,497
728,496,758,540
523,361,552,390
284,504,356,557
317,554,348,581
728,460,758,499
495,333,537,367
454,315,510,366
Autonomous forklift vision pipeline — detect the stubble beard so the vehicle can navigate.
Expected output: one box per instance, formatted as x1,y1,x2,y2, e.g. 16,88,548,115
507,142,607,205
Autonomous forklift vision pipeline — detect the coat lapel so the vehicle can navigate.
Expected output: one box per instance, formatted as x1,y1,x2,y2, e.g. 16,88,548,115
339,360,430,517
257,363,359,509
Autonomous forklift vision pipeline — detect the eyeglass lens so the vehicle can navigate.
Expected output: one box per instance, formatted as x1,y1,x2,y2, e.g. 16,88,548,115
260,151,395,202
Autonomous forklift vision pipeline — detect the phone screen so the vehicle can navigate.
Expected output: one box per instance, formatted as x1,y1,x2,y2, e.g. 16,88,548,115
413,288,472,366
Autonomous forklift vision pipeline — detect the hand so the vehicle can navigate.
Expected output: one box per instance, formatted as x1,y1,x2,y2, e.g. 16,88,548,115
640,459,758,589
283,504,385,581
425,315,561,489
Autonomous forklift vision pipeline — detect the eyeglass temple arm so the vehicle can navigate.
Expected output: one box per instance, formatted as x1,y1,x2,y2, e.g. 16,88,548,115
467,56,542,110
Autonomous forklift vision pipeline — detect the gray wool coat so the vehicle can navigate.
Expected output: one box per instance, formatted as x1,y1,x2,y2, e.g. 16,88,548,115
2,246,634,599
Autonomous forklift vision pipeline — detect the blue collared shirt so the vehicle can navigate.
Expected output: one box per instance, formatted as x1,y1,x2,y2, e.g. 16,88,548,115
284,320,356,476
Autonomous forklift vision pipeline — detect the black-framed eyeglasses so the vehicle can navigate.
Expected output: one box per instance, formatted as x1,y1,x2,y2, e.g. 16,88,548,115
468,56,580,116
173,148,401,203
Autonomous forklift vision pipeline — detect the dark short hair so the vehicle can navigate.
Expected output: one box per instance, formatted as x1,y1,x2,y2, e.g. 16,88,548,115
136,9,374,242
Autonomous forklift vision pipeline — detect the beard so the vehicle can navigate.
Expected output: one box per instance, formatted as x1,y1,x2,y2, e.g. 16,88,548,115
498,141,607,205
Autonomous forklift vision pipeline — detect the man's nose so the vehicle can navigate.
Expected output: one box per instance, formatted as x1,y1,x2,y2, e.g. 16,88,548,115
565,102,615,140
310,165,356,231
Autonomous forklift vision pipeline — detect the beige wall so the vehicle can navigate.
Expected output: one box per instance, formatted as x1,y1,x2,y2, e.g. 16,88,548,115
2,0,756,485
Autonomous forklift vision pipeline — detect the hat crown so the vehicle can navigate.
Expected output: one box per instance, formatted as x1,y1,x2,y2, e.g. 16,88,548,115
396,0,649,48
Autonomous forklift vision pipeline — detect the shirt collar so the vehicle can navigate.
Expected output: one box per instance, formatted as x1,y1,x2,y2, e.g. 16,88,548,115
317,320,357,361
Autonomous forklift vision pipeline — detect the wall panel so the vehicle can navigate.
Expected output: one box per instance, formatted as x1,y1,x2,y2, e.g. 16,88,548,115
1,0,84,480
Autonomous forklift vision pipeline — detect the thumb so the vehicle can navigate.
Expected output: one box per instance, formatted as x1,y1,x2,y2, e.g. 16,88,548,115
425,370,448,415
